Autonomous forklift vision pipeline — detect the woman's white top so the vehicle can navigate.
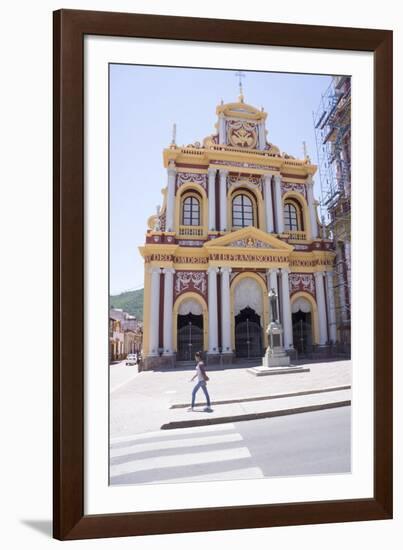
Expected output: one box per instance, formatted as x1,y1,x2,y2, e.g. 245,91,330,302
196,361,206,382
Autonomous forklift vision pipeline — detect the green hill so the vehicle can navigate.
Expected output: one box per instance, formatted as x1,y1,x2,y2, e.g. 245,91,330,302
110,288,144,321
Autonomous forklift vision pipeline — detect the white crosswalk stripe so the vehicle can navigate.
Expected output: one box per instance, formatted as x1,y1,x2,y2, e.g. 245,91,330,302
110,423,263,485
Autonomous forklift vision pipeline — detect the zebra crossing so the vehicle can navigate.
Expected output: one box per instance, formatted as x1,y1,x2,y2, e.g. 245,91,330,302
109,423,264,485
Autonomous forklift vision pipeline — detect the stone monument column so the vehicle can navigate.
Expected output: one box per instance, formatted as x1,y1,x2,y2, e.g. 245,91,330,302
162,268,175,355
207,167,217,231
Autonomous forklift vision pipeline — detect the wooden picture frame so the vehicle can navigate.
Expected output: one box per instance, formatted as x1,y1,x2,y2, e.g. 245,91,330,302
53,9,393,540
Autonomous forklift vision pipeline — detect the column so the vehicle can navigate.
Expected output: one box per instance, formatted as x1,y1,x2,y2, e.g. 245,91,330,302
165,162,176,232
162,268,175,354
207,267,219,354
306,176,319,239
219,169,228,232
263,174,274,232
315,271,328,346
326,271,337,343
149,267,161,355
273,174,284,234
208,167,217,231
220,266,232,353
280,268,293,349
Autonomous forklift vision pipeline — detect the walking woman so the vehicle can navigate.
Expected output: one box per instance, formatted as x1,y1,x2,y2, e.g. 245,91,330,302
188,351,211,411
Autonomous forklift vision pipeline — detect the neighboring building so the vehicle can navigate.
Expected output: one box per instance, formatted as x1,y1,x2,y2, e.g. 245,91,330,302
109,308,143,362
109,314,125,362
313,76,351,349
139,91,339,370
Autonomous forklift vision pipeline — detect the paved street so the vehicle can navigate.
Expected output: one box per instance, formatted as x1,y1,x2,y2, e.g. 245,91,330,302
109,359,351,485
110,359,351,437
110,406,351,485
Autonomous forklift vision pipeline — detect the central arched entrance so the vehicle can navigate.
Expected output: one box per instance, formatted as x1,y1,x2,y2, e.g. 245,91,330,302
291,296,313,355
175,297,205,361
232,275,265,358
235,307,263,358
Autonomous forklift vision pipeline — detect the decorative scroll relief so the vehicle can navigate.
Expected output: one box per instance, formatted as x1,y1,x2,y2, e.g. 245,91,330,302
281,182,307,199
289,273,315,297
227,120,258,148
228,174,262,192
175,271,207,298
234,277,263,316
176,172,207,191
229,237,272,249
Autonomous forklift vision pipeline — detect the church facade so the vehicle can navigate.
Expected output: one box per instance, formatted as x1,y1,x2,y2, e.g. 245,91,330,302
139,93,337,369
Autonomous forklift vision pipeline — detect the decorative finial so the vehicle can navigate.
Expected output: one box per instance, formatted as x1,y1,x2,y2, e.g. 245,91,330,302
171,123,177,146
302,140,311,163
153,205,161,231
235,71,245,102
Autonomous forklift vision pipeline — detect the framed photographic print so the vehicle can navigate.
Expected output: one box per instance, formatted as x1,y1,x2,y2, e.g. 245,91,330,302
53,9,393,540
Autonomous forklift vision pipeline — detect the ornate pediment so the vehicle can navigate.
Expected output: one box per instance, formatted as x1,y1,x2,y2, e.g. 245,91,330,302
204,227,294,252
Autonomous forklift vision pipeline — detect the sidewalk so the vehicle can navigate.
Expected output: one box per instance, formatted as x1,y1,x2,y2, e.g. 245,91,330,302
110,359,351,438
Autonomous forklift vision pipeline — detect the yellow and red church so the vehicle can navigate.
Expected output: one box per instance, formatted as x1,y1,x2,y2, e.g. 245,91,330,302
139,92,338,369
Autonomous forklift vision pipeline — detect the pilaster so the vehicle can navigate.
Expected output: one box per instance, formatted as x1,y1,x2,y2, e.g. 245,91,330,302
219,169,228,232
165,161,176,232
264,173,274,233
208,167,217,231
280,268,293,349
274,174,284,234
162,268,175,354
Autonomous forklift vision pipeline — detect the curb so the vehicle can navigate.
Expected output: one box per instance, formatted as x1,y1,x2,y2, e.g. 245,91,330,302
161,400,351,430
169,385,351,409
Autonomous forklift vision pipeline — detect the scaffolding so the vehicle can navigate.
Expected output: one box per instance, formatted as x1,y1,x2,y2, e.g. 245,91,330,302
313,76,351,348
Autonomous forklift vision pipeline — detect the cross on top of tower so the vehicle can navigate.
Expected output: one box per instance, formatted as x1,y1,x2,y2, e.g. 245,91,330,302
235,71,246,102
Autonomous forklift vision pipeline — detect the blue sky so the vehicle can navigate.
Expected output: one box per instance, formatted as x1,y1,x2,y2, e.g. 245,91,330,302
109,64,332,295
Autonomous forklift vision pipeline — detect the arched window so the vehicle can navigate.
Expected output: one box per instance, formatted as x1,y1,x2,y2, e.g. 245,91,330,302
182,195,200,226
232,193,254,228
284,200,303,231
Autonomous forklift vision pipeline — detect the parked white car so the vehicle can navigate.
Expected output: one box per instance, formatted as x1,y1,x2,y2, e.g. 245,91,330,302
126,353,137,366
